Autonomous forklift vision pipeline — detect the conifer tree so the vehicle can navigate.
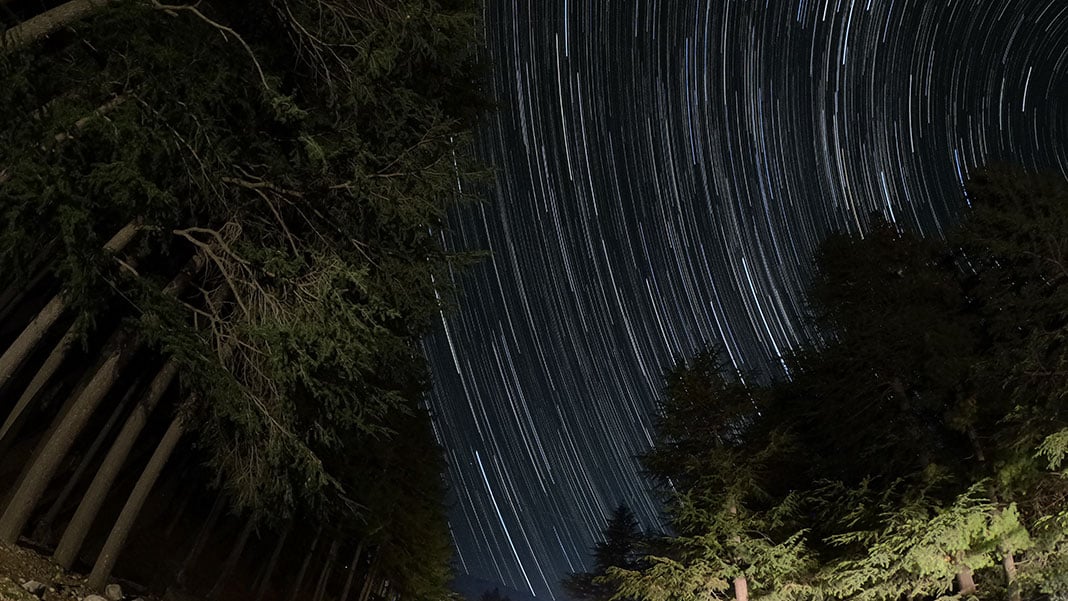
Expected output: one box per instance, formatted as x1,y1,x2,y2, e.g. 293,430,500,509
564,504,645,601
607,350,815,601
0,0,482,593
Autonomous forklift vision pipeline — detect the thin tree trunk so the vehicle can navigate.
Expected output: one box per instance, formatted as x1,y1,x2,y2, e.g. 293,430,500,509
87,416,183,589
0,331,141,544
957,564,977,595
34,374,143,543
1003,549,1019,601
357,555,380,601
53,95,127,143
287,526,323,601
0,370,69,470
0,220,139,393
54,360,178,568
176,492,226,586
207,515,255,599
0,324,78,462
0,242,54,327
0,295,66,392
312,538,341,601
0,361,91,512
253,521,292,601
966,424,986,463
0,253,196,544
1,0,118,52
733,576,749,601
338,541,365,601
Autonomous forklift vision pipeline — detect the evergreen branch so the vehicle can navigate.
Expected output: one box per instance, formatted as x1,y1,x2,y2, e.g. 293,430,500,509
152,0,272,94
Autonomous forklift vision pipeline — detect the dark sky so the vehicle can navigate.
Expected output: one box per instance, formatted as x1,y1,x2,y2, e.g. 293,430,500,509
422,0,1068,598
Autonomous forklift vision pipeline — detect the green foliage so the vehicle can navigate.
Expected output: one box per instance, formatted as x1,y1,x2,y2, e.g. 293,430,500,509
0,0,483,594
565,504,646,601
1037,428,1068,472
824,484,1029,600
602,169,1068,600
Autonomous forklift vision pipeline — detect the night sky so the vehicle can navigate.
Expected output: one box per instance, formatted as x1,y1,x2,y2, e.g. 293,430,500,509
422,1,1068,598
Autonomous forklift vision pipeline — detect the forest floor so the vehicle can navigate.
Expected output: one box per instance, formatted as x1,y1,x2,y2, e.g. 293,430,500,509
0,542,160,601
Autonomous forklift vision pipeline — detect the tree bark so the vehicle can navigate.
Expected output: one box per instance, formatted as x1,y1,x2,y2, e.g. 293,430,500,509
356,556,380,601
338,541,365,601
733,575,749,601
0,323,77,457
0,295,66,392
0,242,54,327
176,492,226,586
287,526,323,601
1003,549,1020,601
53,95,127,143
0,361,91,512
253,521,292,601
1,0,118,52
208,515,255,600
312,538,340,601
54,360,178,568
967,424,986,463
0,251,197,544
0,331,141,544
34,374,142,543
0,219,139,394
957,564,977,596
87,416,183,589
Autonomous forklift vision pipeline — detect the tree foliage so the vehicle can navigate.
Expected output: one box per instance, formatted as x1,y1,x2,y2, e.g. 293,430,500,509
598,167,1068,601
565,504,646,601
0,0,484,595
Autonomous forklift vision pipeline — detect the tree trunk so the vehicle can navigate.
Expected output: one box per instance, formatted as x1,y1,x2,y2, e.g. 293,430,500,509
957,564,977,595
87,416,183,589
34,374,142,543
1,0,118,52
53,95,127,143
208,515,255,600
338,541,365,601
0,251,197,544
1003,549,1019,601
0,295,66,392
312,538,340,601
54,360,178,568
733,575,749,601
0,323,77,457
287,526,323,601
0,331,141,544
253,521,292,601
0,243,54,327
0,361,91,512
0,219,138,393
176,492,226,586
967,424,986,463
357,555,380,601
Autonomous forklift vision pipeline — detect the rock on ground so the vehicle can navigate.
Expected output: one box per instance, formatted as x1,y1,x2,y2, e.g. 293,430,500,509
1,576,41,601
22,579,49,597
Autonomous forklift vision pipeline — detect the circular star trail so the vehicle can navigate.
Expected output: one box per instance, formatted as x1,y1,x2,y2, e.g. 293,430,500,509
422,1,1068,598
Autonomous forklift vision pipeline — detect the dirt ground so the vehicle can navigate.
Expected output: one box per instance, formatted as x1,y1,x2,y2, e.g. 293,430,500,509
0,542,159,601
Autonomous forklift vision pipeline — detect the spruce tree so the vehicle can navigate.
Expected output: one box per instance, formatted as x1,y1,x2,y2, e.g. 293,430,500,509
564,504,645,601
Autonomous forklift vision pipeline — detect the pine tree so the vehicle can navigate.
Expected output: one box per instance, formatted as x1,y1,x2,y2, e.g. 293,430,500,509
1,0,483,594
563,504,645,601
605,350,815,601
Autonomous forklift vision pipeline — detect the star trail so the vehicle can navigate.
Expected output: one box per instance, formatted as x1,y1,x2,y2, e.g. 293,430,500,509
422,1,1068,598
